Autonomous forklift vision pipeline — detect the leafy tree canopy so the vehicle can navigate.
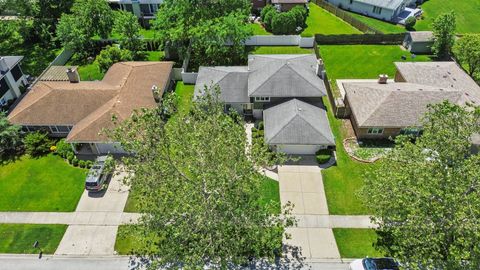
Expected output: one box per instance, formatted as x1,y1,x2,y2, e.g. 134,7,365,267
453,34,480,78
0,112,22,160
432,11,456,59
153,0,252,66
113,10,145,59
0,21,23,54
109,88,301,269
96,46,133,73
363,101,480,270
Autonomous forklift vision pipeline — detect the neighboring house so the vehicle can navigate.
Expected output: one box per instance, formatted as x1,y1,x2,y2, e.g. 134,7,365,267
0,56,28,110
325,0,416,22
8,62,174,155
403,31,433,54
195,54,335,155
271,0,308,11
252,0,267,12
108,0,162,19
340,62,480,142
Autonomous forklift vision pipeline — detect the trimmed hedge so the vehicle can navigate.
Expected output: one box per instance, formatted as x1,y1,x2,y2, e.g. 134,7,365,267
261,5,308,35
316,149,332,164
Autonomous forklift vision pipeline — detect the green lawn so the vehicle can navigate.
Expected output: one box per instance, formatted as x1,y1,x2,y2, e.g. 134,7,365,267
0,155,86,212
250,23,271,35
259,175,281,214
252,46,313,54
319,45,432,96
0,224,67,254
302,3,362,37
348,12,406,34
115,225,161,255
77,61,104,81
415,0,480,33
333,229,384,258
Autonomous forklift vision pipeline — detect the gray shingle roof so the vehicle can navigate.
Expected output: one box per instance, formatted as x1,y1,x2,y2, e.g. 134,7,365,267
40,66,78,81
344,82,469,128
0,56,23,79
408,31,433,43
194,66,250,103
395,62,480,104
354,0,405,10
264,99,335,145
248,54,326,98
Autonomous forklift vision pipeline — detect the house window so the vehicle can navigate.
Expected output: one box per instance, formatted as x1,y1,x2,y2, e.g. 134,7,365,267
11,65,23,81
400,128,421,136
372,6,382,14
349,0,353,4
0,78,9,97
140,4,151,15
254,97,270,102
0,97,6,106
367,128,384,134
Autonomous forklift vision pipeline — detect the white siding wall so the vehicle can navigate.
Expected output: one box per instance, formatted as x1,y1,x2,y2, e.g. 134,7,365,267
327,0,397,21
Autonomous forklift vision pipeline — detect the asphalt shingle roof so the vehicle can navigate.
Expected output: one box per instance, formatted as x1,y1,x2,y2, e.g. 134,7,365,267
264,99,335,145
248,54,326,97
344,82,469,127
407,31,433,43
194,66,250,103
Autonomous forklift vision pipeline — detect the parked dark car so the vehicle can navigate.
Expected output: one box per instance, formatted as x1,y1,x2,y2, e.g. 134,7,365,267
350,258,399,270
85,156,109,192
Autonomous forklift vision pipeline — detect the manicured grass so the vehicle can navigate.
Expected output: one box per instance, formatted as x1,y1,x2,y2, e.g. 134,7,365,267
415,0,480,34
250,23,271,35
0,224,67,254
259,175,281,214
348,12,406,34
115,225,160,255
252,46,313,54
302,3,362,37
78,61,104,81
333,228,384,258
0,155,86,212
145,51,165,61
319,45,432,96
322,96,373,215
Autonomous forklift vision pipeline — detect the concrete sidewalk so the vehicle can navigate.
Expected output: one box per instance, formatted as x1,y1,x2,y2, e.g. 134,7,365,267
0,212,140,225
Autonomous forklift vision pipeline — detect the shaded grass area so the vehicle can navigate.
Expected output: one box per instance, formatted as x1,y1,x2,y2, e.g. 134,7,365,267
0,224,67,254
252,46,313,54
114,225,161,255
0,155,86,212
250,23,271,35
322,96,374,215
11,43,62,77
333,228,384,258
415,0,480,34
259,175,281,214
348,12,406,34
302,3,362,37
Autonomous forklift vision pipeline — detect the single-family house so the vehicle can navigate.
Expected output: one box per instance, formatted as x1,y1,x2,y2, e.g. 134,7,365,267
8,61,174,155
108,0,162,19
340,62,480,142
403,31,434,54
325,0,417,23
271,0,308,11
252,0,268,12
195,54,335,155
0,56,28,110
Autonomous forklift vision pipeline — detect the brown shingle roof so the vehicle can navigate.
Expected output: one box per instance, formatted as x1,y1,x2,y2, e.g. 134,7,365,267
9,61,173,142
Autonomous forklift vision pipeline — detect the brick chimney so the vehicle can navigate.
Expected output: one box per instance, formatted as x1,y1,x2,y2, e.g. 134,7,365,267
378,74,388,84
0,57,9,74
66,68,80,83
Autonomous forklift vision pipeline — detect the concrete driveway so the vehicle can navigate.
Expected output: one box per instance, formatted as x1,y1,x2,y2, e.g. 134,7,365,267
279,165,341,260
55,170,129,255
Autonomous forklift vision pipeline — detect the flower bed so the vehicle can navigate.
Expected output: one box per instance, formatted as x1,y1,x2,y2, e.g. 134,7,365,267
343,137,392,163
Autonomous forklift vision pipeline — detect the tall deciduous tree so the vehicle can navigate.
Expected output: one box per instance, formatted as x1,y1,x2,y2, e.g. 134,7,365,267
0,112,22,160
431,11,456,59
56,0,113,59
113,10,145,59
153,0,252,66
0,21,23,54
453,34,480,78
362,101,480,270
109,88,301,269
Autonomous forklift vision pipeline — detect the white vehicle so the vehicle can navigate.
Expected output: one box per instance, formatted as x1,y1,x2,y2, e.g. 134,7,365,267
349,258,399,270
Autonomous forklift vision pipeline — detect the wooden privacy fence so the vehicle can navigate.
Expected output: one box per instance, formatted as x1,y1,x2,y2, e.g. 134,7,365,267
315,33,405,45
94,39,161,51
310,0,382,34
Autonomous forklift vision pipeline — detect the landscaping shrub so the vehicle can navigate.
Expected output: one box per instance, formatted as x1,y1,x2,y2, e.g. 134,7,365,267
405,16,417,30
261,5,307,35
56,139,73,159
85,160,94,169
72,158,79,167
257,121,264,130
67,152,74,164
96,45,133,73
78,160,86,168
23,131,52,157
316,149,332,164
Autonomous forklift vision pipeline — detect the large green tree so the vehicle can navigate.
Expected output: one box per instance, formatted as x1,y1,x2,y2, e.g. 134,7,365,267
453,34,480,78
153,0,252,66
431,11,456,59
0,21,23,54
109,89,300,269
56,0,113,59
363,101,480,270
113,10,145,59
0,112,22,160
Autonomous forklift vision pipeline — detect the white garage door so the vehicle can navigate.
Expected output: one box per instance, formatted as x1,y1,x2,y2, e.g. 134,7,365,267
275,144,324,155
